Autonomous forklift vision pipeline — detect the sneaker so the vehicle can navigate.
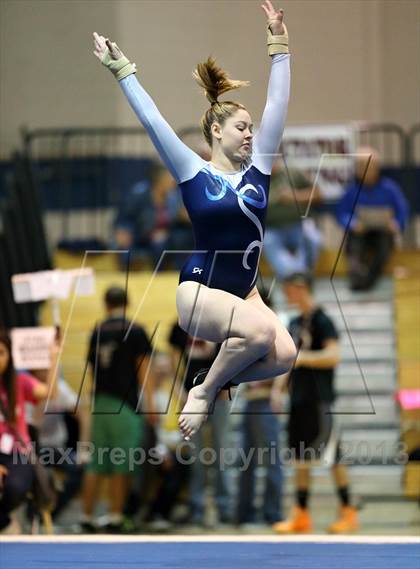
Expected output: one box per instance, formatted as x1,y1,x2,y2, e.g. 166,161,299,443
74,521,97,534
272,507,312,534
148,516,172,532
239,522,272,532
104,522,125,534
96,514,126,534
327,506,359,534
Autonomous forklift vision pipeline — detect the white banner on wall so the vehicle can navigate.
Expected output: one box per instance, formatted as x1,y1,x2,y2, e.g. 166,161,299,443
281,123,357,201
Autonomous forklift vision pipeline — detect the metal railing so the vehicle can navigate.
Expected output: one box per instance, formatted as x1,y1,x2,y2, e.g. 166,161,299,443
18,121,420,247
357,123,407,166
407,124,420,164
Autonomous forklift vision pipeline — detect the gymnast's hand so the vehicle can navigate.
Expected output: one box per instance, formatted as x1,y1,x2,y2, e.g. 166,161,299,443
261,0,286,35
93,32,123,62
93,32,137,79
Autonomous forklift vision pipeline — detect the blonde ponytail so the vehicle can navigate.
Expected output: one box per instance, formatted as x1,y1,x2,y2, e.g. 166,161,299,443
193,56,249,104
193,57,250,147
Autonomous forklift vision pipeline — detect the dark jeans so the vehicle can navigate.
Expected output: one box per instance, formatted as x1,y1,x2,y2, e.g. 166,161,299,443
189,400,231,523
40,448,84,519
148,452,190,520
346,229,394,290
236,399,283,525
124,423,157,518
0,452,34,530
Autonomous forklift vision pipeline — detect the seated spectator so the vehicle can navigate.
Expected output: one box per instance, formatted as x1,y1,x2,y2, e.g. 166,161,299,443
335,146,409,291
264,160,322,280
0,330,59,533
114,162,193,270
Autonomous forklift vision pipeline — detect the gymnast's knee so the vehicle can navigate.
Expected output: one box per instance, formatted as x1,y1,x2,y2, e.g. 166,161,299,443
249,321,277,357
276,336,297,373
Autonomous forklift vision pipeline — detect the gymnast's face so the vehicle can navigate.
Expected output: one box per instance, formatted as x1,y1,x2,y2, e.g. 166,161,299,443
213,109,253,164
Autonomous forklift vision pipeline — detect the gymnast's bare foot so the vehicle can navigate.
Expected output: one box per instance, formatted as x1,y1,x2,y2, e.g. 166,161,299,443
179,385,213,440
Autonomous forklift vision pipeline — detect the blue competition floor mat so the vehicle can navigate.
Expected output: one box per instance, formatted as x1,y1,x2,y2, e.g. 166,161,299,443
1,536,419,569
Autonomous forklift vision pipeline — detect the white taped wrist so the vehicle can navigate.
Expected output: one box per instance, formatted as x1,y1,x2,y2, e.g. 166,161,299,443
267,24,289,56
101,49,137,81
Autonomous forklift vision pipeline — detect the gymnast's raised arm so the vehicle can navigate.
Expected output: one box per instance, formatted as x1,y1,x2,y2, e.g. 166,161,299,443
93,32,204,184
252,1,290,175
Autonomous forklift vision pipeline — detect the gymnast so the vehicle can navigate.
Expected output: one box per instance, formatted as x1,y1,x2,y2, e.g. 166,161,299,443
93,0,296,440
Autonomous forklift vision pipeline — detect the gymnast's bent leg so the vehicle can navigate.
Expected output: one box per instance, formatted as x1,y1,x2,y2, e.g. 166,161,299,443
177,282,296,438
227,287,295,383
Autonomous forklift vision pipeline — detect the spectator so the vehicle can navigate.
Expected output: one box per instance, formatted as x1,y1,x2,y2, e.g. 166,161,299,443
168,321,231,526
80,286,157,533
273,273,358,534
335,146,409,291
36,376,86,523
235,299,283,529
264,160,322,279
24,368,85,528
144,353,190,530
0,330,59,533
114,162,193,270
236,381,284,528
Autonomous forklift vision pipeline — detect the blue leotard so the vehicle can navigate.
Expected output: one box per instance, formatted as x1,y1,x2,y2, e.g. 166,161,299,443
119,53,290,298
178,163,270,297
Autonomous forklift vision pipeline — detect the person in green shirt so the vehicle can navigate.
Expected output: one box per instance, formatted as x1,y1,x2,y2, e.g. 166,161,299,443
264,163,322,279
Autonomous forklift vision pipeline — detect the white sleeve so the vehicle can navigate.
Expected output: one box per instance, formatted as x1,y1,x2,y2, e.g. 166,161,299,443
119,75,205,184
252,54,290,175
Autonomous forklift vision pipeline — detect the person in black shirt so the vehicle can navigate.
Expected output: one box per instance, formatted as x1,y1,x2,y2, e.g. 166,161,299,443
80,286,156,533
272,273,359,535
